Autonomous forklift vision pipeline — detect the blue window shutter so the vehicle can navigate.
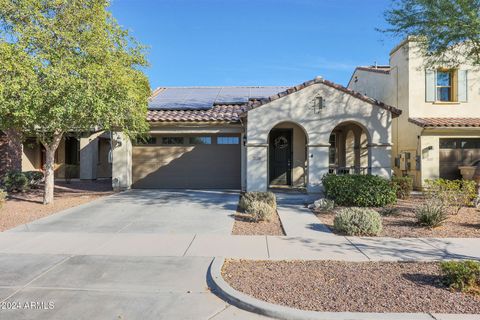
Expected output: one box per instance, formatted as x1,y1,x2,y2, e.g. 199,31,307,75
457,70,468,102
425,70,436,102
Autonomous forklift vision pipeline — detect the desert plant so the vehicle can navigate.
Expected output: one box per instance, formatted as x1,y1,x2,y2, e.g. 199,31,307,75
391,175,413,199
239,192,276,210
441,260,480,295
0,189,6,209
333,207,383,236
245,200,275,222
322,174,397,207
2,171,29,193
379,206,400,216
415,200,448,228
310,198,335,212
424,179,476,215
24,171,44,188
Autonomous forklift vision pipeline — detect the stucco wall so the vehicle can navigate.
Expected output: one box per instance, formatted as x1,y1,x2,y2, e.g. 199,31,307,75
246,83,393,192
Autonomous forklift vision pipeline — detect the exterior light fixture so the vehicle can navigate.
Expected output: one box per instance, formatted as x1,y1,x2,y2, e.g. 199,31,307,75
310,95,325,114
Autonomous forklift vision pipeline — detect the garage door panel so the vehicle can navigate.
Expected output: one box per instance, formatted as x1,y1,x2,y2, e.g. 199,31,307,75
132,143,240,189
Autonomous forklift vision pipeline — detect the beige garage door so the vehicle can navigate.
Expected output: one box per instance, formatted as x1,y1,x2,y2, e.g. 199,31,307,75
132,135,241,189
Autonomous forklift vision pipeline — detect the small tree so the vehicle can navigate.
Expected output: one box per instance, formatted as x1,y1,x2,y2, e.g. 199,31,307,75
382,0,480,67
0,0,150,204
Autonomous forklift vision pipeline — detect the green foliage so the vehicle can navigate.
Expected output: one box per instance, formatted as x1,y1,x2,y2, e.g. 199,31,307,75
424,178,476,214
23,171,44,188
415,200,448,228
441,260,480,294
245,200,275,222
0,188,6,209
322,174,397,207
379,206,400,216
391,175,413,199
382,0,480,67
333,207,383,236
239,192,276,211
2,171,29,193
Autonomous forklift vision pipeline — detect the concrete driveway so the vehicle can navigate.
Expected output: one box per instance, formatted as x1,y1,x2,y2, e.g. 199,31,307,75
10,189,239,234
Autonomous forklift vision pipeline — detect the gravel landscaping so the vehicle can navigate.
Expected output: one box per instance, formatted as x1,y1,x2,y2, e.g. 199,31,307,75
0,180,113,231
314,196,480,238
232,207,285,236
222,260,480,313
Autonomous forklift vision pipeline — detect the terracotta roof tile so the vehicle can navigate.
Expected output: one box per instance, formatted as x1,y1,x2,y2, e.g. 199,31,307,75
247,77,402,117
409,117,480,128
146,104,246,123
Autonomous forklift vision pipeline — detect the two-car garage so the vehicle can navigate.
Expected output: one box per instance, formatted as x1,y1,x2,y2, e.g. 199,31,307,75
132,134,241,189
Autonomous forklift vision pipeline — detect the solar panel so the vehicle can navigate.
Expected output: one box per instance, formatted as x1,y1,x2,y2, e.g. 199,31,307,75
148,86,290,110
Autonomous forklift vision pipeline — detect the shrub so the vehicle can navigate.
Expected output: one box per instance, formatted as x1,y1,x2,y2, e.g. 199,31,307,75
333,207,383,236
239,192,276,210
310,198,335,212
391,175,413,199
0,189,6,209
2,171,29,193
245,200,275,222
440,260,480,294
424,178,476,215
24,171,44,188
379,206,400,216
415,200,448,228
322,174,397,207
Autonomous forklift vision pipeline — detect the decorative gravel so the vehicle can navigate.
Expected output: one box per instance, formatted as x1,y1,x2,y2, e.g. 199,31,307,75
232,207,285,236
315,197,480,238
222,260,480,313
0,180,113,232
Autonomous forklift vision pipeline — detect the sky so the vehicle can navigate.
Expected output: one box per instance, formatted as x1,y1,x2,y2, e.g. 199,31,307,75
109,0,400,89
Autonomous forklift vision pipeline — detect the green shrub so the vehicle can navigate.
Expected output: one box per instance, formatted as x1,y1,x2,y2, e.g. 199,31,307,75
0,189,6,209
391,175,413,199
24,171,44,188
245,200,275,222
239,192,276,210
333,207,383,236
310,198,335,212
379,206,400,216
322,174,397,207
424,178,477,214
415,200,448,228
440,260,480,294
2,171,29,193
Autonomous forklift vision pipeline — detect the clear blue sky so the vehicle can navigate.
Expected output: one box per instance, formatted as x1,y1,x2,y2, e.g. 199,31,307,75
109,0,399,89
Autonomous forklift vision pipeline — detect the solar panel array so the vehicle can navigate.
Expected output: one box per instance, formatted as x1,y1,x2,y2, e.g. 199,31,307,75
148,86,289,110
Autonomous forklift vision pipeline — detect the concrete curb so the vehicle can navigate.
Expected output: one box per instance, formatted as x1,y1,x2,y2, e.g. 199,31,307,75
208,257,453,320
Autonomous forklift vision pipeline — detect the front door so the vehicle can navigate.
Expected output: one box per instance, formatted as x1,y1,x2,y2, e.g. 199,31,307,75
269,129,292,185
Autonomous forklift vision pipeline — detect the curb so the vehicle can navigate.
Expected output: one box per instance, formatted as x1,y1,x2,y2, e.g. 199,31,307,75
208,257,454,320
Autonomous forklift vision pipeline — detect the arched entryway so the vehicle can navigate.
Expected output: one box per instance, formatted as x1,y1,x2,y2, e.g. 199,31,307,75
329,122,370,174
268,122,308,188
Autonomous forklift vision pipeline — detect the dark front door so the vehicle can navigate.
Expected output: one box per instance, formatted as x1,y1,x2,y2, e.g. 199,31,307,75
269,129,292,185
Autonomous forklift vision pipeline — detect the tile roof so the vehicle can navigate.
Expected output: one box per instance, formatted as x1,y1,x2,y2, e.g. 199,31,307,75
409,117,480,128
146,104,246,123
247,77,402,117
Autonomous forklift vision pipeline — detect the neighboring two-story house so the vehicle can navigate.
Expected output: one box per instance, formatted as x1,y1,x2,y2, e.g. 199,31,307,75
348,38,480,188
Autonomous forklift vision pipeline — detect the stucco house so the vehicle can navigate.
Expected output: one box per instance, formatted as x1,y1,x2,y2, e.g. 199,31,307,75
111,78,401,193
349,38,480,188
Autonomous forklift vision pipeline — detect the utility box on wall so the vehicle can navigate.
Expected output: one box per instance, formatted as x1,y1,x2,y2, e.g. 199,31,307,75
399,152,411,171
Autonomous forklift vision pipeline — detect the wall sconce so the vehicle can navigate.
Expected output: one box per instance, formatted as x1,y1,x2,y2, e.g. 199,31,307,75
242,135,247,146
310,95,325,114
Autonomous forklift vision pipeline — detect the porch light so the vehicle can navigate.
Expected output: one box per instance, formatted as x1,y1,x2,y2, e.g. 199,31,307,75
311,95,325,114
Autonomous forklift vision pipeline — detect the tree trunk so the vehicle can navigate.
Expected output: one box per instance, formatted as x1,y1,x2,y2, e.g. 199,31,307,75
42,132,63,205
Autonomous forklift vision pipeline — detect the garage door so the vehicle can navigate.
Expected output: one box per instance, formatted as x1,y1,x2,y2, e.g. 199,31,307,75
439,138,480,179
132,135,241,189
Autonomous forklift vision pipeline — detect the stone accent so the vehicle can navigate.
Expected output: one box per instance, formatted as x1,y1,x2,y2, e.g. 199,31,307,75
0,131,22,178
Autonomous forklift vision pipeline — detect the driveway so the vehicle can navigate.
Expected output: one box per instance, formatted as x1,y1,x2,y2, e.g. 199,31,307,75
9,189,239,234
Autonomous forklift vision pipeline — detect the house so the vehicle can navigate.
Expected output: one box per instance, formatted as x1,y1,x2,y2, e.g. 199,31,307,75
111,80,401,193
348,37,480,188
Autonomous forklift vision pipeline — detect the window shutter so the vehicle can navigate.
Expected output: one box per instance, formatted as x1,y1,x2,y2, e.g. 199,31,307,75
425,70,436,102
457,70,468,102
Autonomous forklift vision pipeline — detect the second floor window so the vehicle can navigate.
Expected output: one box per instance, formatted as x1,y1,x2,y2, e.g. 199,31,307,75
436,70,454,102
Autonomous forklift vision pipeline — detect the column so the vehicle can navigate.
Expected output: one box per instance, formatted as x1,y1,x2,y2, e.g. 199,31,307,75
368,143,392,178
307,144,330,193
111,132,132,191
246,144,268,192
79,134,99,180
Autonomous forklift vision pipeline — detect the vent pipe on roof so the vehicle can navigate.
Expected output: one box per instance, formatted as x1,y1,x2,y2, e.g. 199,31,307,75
315,75,323,81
